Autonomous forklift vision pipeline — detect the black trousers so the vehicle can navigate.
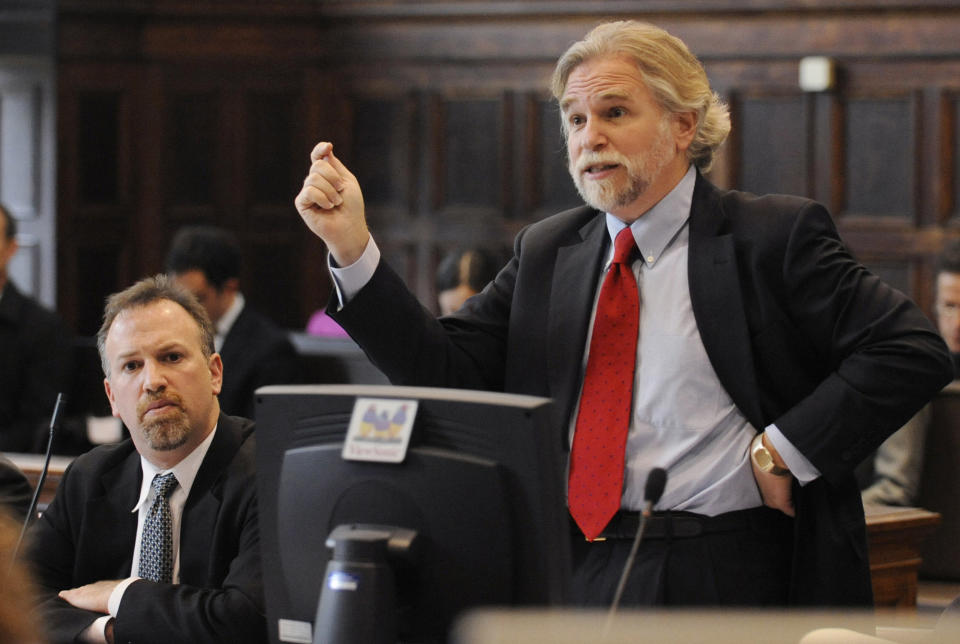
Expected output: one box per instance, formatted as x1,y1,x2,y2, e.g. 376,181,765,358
568,507,794,607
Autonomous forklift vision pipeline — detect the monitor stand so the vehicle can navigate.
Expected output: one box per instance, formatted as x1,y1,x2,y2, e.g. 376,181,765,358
313,525,420,644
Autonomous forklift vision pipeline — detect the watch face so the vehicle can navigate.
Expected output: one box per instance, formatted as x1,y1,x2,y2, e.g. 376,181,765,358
758,451,774,470
753,441,774,470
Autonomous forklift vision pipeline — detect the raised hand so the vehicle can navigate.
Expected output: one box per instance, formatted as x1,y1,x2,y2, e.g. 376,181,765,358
295,142,370,266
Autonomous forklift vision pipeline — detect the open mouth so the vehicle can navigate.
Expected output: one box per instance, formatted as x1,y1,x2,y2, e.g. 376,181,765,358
581,161,621,180
586,163,619,174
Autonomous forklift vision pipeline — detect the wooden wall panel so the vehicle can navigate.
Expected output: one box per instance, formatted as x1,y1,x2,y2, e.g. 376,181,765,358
166,92,218,210
349,96,414,211
737,94,808,198
440,96,505,212
843,95,916,219
55,0,960,328
952,95,960,224
533,97,581,217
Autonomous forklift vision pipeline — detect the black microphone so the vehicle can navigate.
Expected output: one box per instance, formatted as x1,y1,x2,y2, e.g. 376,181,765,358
10,392,66,565
605,467,668,632
642,467,667,517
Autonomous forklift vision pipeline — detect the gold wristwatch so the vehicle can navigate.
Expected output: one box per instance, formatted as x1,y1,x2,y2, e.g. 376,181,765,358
751,433,790,476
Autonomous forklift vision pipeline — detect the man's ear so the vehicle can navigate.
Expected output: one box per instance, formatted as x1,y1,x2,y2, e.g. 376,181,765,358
103,378,120,418
673,111,698,152
221,277,240,297
208,353,223,396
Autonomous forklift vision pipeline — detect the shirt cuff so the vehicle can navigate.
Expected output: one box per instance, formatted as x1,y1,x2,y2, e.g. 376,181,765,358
84,615,111,643
108,577,139,617
328,236,380,308
764,424,821,484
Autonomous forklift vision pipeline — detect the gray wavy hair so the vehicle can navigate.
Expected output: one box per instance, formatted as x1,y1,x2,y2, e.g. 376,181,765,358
551,20,731,172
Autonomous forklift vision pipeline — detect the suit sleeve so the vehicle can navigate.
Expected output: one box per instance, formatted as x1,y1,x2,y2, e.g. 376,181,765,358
27,461,111,643
330,240,518,392
769,202,952,483
112,489,264,644
114,498,266,644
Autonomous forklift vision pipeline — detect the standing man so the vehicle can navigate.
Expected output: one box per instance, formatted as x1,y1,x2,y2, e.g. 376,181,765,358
165,225,298,418
294,21,952,607
27,275,265,643
0,202,74,452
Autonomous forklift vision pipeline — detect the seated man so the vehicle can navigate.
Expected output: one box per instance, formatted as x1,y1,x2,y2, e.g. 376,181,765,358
27,274,265,644
0,201,74,452
434,247,499,316
165,225,298,417
0,451,31,520
861,240,960,506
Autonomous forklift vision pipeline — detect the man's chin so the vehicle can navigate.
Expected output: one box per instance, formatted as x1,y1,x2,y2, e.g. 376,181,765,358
577,185,642,214
142,418,191,451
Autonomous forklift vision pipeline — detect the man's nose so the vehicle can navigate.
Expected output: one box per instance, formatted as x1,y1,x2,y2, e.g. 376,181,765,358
581,118,608,151
142,360,168,392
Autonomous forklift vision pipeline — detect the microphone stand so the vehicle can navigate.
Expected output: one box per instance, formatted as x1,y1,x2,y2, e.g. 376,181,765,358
602,467,667,639
10,392,66,567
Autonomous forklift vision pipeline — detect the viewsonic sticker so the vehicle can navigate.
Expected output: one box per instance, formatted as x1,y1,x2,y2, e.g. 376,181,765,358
342,397,418,463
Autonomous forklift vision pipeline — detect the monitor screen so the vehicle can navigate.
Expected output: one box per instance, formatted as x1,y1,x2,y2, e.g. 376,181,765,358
255,384,571,644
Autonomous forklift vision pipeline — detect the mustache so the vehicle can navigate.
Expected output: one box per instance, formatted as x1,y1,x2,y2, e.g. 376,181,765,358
573,151,629,174
136,392,185,420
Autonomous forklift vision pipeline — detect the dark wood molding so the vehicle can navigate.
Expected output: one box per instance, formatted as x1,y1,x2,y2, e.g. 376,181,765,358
55,1,960,329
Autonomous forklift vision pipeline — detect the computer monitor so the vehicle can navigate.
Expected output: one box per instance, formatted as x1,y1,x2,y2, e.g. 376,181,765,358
255,384,571,644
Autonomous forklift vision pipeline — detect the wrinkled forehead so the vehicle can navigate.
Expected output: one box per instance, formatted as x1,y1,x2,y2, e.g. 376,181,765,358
559,56,648,112
106,300,202,352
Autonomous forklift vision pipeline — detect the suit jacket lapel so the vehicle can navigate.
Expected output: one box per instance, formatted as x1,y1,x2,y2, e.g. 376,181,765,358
85,451,140,579
687,176,765,428
179,414,238,584
547,211,607,438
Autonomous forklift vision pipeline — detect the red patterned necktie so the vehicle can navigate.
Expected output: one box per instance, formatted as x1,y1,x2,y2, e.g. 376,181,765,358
569,226,640,541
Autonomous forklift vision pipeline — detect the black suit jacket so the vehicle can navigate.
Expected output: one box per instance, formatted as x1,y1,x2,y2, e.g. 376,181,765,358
0,451,31,520
27,413,266,644
218,304,298,418
0,282,73,452
332,173,953,605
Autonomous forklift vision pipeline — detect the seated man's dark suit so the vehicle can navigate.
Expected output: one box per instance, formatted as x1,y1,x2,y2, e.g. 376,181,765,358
26,413,265,643
0,282,73,452
0,451,31,520
331,172,953,606
218,305,298,419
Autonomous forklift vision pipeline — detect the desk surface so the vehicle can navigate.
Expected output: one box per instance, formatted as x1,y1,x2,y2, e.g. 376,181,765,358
7,452,75,507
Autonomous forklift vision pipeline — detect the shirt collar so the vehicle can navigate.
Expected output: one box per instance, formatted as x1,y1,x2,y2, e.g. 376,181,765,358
132,422,219,512
604,164,696,269
215,292,245,349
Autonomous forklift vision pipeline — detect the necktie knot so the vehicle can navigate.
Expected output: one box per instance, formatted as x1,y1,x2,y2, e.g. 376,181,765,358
151,472,178,499
612,227,636,266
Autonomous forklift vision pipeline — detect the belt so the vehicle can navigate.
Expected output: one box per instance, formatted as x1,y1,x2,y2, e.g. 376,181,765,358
577,507,773,541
